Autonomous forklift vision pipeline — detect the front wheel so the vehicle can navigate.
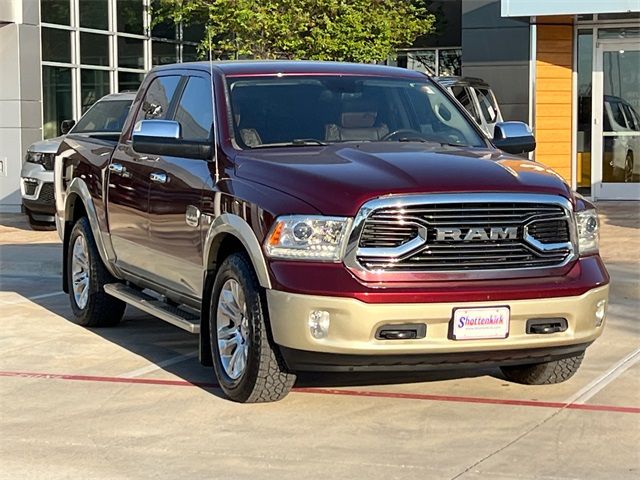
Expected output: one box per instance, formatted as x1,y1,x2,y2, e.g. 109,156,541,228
67,217,126,327
210,253,296,403
500,351,585,385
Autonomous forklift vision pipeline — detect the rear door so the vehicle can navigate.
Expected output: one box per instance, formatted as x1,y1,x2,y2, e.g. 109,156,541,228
146,73,214,299
107,74,181,276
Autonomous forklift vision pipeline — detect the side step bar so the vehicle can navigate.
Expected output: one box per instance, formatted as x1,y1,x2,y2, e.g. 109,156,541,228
104,283,200,334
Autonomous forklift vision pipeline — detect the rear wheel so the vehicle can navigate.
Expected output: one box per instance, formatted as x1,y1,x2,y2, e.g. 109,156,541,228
210,252,295,403
500,351,585,385
67,217,126,327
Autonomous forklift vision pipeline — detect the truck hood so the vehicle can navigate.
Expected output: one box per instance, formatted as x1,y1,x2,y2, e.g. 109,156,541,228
28,136,65,154
234,143,573,216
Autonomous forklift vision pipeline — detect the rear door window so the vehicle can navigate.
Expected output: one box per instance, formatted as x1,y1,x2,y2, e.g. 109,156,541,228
450,86,480,123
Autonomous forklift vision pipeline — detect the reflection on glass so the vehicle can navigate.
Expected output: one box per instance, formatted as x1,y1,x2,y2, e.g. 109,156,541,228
81,69,110,113
182,45,200,62
118,72,144,92
118,37,145,68
152,41,178,66
81,33,110,66
42,66,72,139
117,0,144,34
183,23,206,43
42,28,72,63
79,0,108,30
598,27,640,40
41,0,70,25
577,30,593,192
396,50,436,74
438,49,462,76
602,50,640,183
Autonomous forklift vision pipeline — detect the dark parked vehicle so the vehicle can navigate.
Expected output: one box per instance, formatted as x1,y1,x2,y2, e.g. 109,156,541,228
21,92,134,229
435,76,504,138
55,61,609,403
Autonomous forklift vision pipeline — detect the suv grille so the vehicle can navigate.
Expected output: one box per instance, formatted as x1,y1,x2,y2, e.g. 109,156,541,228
38,183,55,204
357,202,572,271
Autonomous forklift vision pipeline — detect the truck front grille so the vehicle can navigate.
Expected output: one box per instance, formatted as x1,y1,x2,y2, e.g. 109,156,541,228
356,201,573,271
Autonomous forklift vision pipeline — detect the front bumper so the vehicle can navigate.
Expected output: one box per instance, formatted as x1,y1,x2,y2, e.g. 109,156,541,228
267,285,609,371
21,163,55,219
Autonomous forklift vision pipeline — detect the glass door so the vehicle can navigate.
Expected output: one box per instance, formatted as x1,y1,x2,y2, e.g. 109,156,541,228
592,39,640,199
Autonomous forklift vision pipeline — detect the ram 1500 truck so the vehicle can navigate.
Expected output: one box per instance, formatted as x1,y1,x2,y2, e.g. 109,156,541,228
55,61,609,403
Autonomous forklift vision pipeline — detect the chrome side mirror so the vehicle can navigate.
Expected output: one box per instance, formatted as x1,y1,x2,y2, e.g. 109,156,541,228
132,120,212,160
493,121,536,155
60,119,76,134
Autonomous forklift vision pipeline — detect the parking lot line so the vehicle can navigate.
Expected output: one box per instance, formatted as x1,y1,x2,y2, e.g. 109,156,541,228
564,346,640,405
1,369,638,414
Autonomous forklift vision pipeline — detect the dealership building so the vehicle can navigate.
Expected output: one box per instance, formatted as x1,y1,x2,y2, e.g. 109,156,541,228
1,0,639,212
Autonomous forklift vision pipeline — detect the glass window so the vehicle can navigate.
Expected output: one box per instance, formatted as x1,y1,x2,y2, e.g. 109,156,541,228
80,33,110,66
117,0,144,35
576,30,593,192
396,50,436,75
118,37,145,69
438,49,462,76
41,0,70,25
42,66,73,139
607,101,628,130
80,69,110,113
476,88,498,123
150,0,176,39
182,44,200,62
183,23,206,43
42,28,71,63
118,72,144,92
622,104,640,131
79,0,108,30
598,27,640,40
152,41,178,66
74,99,133,133
450,86,480,123
135,75,181,124
174,77,213,141
228,76,485,149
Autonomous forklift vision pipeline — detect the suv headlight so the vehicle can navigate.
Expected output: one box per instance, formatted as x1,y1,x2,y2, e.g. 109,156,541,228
25,151,52,166
576,209,599,255
265,215,351,261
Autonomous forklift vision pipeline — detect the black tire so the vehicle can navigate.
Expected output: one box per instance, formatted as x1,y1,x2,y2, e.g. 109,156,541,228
210,252,295,403
500,351,585,385
67,217,126,327
26,211,56,231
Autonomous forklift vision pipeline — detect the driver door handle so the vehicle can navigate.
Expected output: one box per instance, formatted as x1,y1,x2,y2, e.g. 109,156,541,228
150,172,168,184
108,163,126,175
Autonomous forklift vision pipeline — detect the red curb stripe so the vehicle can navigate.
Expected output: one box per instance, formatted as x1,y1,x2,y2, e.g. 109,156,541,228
1,370,638,414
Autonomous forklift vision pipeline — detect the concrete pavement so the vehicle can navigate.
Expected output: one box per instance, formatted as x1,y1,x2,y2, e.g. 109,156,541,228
0,203,638,480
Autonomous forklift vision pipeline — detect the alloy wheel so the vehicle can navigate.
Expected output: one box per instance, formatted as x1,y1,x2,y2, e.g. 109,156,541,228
216,278,250,380
71,234,90,309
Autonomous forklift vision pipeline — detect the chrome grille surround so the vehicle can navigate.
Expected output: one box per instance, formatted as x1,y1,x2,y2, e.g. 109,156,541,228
343,193,578,281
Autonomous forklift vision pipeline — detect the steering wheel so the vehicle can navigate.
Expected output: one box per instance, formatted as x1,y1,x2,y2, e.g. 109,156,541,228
381,129,432,142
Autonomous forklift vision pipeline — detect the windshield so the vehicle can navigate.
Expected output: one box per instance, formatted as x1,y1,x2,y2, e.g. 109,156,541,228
72,99,133,133
227,76,486,149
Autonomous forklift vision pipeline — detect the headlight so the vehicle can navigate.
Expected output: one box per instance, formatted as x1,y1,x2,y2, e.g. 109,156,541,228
264,215,351,261
576,209,599,255
25,151,53,166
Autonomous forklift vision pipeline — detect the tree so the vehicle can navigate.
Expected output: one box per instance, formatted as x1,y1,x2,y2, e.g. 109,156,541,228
152,0,435,63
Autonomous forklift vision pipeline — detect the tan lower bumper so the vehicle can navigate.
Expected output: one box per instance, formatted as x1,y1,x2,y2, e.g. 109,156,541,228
266,285,609,355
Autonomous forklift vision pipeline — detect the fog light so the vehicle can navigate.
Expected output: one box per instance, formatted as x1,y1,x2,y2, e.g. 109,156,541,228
595,300,607,327
308,310,330,339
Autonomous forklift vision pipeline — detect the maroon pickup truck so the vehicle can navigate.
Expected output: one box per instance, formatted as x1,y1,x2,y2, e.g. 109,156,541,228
54,61,609,403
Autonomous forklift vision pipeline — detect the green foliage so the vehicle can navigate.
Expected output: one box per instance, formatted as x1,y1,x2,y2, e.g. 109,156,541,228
152,0,435,62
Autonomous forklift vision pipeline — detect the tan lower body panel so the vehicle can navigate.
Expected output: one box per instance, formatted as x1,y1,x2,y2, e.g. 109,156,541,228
266,285,609,355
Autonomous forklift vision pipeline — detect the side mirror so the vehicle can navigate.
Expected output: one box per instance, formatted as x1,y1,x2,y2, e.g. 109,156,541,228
61,119,76,134
492,121,536,155
132,120,212,160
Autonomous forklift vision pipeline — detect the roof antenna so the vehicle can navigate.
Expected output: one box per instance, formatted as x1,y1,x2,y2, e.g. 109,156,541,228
208,29,220,183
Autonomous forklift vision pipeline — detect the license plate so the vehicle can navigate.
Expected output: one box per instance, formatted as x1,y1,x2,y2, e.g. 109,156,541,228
452,306,510,340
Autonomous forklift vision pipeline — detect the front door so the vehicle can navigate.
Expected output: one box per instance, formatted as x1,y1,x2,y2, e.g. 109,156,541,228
592,39,640,199
107,74,182,276
146,74,214,299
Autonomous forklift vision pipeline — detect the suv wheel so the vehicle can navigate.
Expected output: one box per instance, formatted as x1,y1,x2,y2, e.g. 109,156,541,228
67,217,126,327
210,253,296,403
500,351,585,385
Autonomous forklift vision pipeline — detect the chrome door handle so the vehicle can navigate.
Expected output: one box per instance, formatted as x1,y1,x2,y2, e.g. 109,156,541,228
149,172,168,184
108,163,126,175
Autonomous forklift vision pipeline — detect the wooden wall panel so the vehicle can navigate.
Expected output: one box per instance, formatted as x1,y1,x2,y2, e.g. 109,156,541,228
535,19,574,182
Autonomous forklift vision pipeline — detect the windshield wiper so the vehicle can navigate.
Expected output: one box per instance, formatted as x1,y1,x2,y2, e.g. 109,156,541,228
250,138,328,149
